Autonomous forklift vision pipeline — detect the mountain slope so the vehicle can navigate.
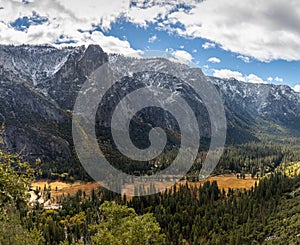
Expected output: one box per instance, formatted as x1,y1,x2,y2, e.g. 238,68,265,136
0,45,108,162
0,44,299,163
211,77,300,140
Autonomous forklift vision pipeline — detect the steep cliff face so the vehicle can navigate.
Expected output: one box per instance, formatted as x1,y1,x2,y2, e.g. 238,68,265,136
39,44,108,110
0,44,299,162
0,45,108,161
0,67,71,161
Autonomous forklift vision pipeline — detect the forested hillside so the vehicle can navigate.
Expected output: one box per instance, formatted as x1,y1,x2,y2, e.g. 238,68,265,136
1,147,299,244
35,141,300,182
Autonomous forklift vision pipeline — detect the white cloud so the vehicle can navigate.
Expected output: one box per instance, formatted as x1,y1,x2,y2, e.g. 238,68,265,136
0,0,129,30
148,34,157,43
213,69,267,84
127,3,173,27
208,57,221,63
213,69,245,81
0,0,145,56
165,0,300,61
171,50,193,64
202,42,216,49
86,32,143,56
237,55,250,63
274,76,284,83
267,76,284,83
293,84,300,92
0,0,185,56
245,74,266,84
2,0,300,62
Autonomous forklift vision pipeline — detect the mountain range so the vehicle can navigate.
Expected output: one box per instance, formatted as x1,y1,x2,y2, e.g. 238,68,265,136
0,44,299,163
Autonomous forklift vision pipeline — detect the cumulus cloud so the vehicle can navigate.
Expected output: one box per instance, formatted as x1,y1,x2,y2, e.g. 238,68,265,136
2,0,300,62
237,55,250,63
213,69,267,84
86,32,143,56
202,42,216,49
127,2,173,27
0,0,183,55
171,50,193,64
0,0,144,55
293,84,300,92
208,57,221,63
148,34,157,43
274,76,284,83
213,69,245,81
246,74,266,84
267,76,284,83
165,0,300,61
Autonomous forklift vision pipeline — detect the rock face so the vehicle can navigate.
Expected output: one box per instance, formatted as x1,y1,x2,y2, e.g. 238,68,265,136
211,77,300,141
0,44,299,162
0,44,108,161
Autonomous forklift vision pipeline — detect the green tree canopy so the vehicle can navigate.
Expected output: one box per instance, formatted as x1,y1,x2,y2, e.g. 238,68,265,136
91,201,166,245
0,147,44,245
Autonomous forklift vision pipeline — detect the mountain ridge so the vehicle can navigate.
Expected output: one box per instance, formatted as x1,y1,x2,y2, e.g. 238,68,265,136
0,44,299,163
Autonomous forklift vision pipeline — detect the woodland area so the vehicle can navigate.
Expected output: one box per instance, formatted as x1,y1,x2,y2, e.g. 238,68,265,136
38,142,300,182
0,146,300,245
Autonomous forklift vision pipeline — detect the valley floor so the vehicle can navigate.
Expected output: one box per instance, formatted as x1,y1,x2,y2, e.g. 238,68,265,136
31,174,257,198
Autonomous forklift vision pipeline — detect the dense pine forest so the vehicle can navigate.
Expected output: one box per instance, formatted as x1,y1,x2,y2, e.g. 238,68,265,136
1,146,300,244
38,142,300,182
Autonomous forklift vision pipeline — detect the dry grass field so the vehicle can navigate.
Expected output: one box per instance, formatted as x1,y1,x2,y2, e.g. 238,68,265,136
31,181,101,198
32,174,257,198
190,174,258,191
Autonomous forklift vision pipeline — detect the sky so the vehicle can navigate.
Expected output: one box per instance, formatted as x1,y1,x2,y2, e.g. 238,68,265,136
0,0,299,92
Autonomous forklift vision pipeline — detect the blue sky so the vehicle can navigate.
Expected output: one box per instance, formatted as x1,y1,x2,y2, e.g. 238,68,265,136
0,0,299,91
105,19,299,87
